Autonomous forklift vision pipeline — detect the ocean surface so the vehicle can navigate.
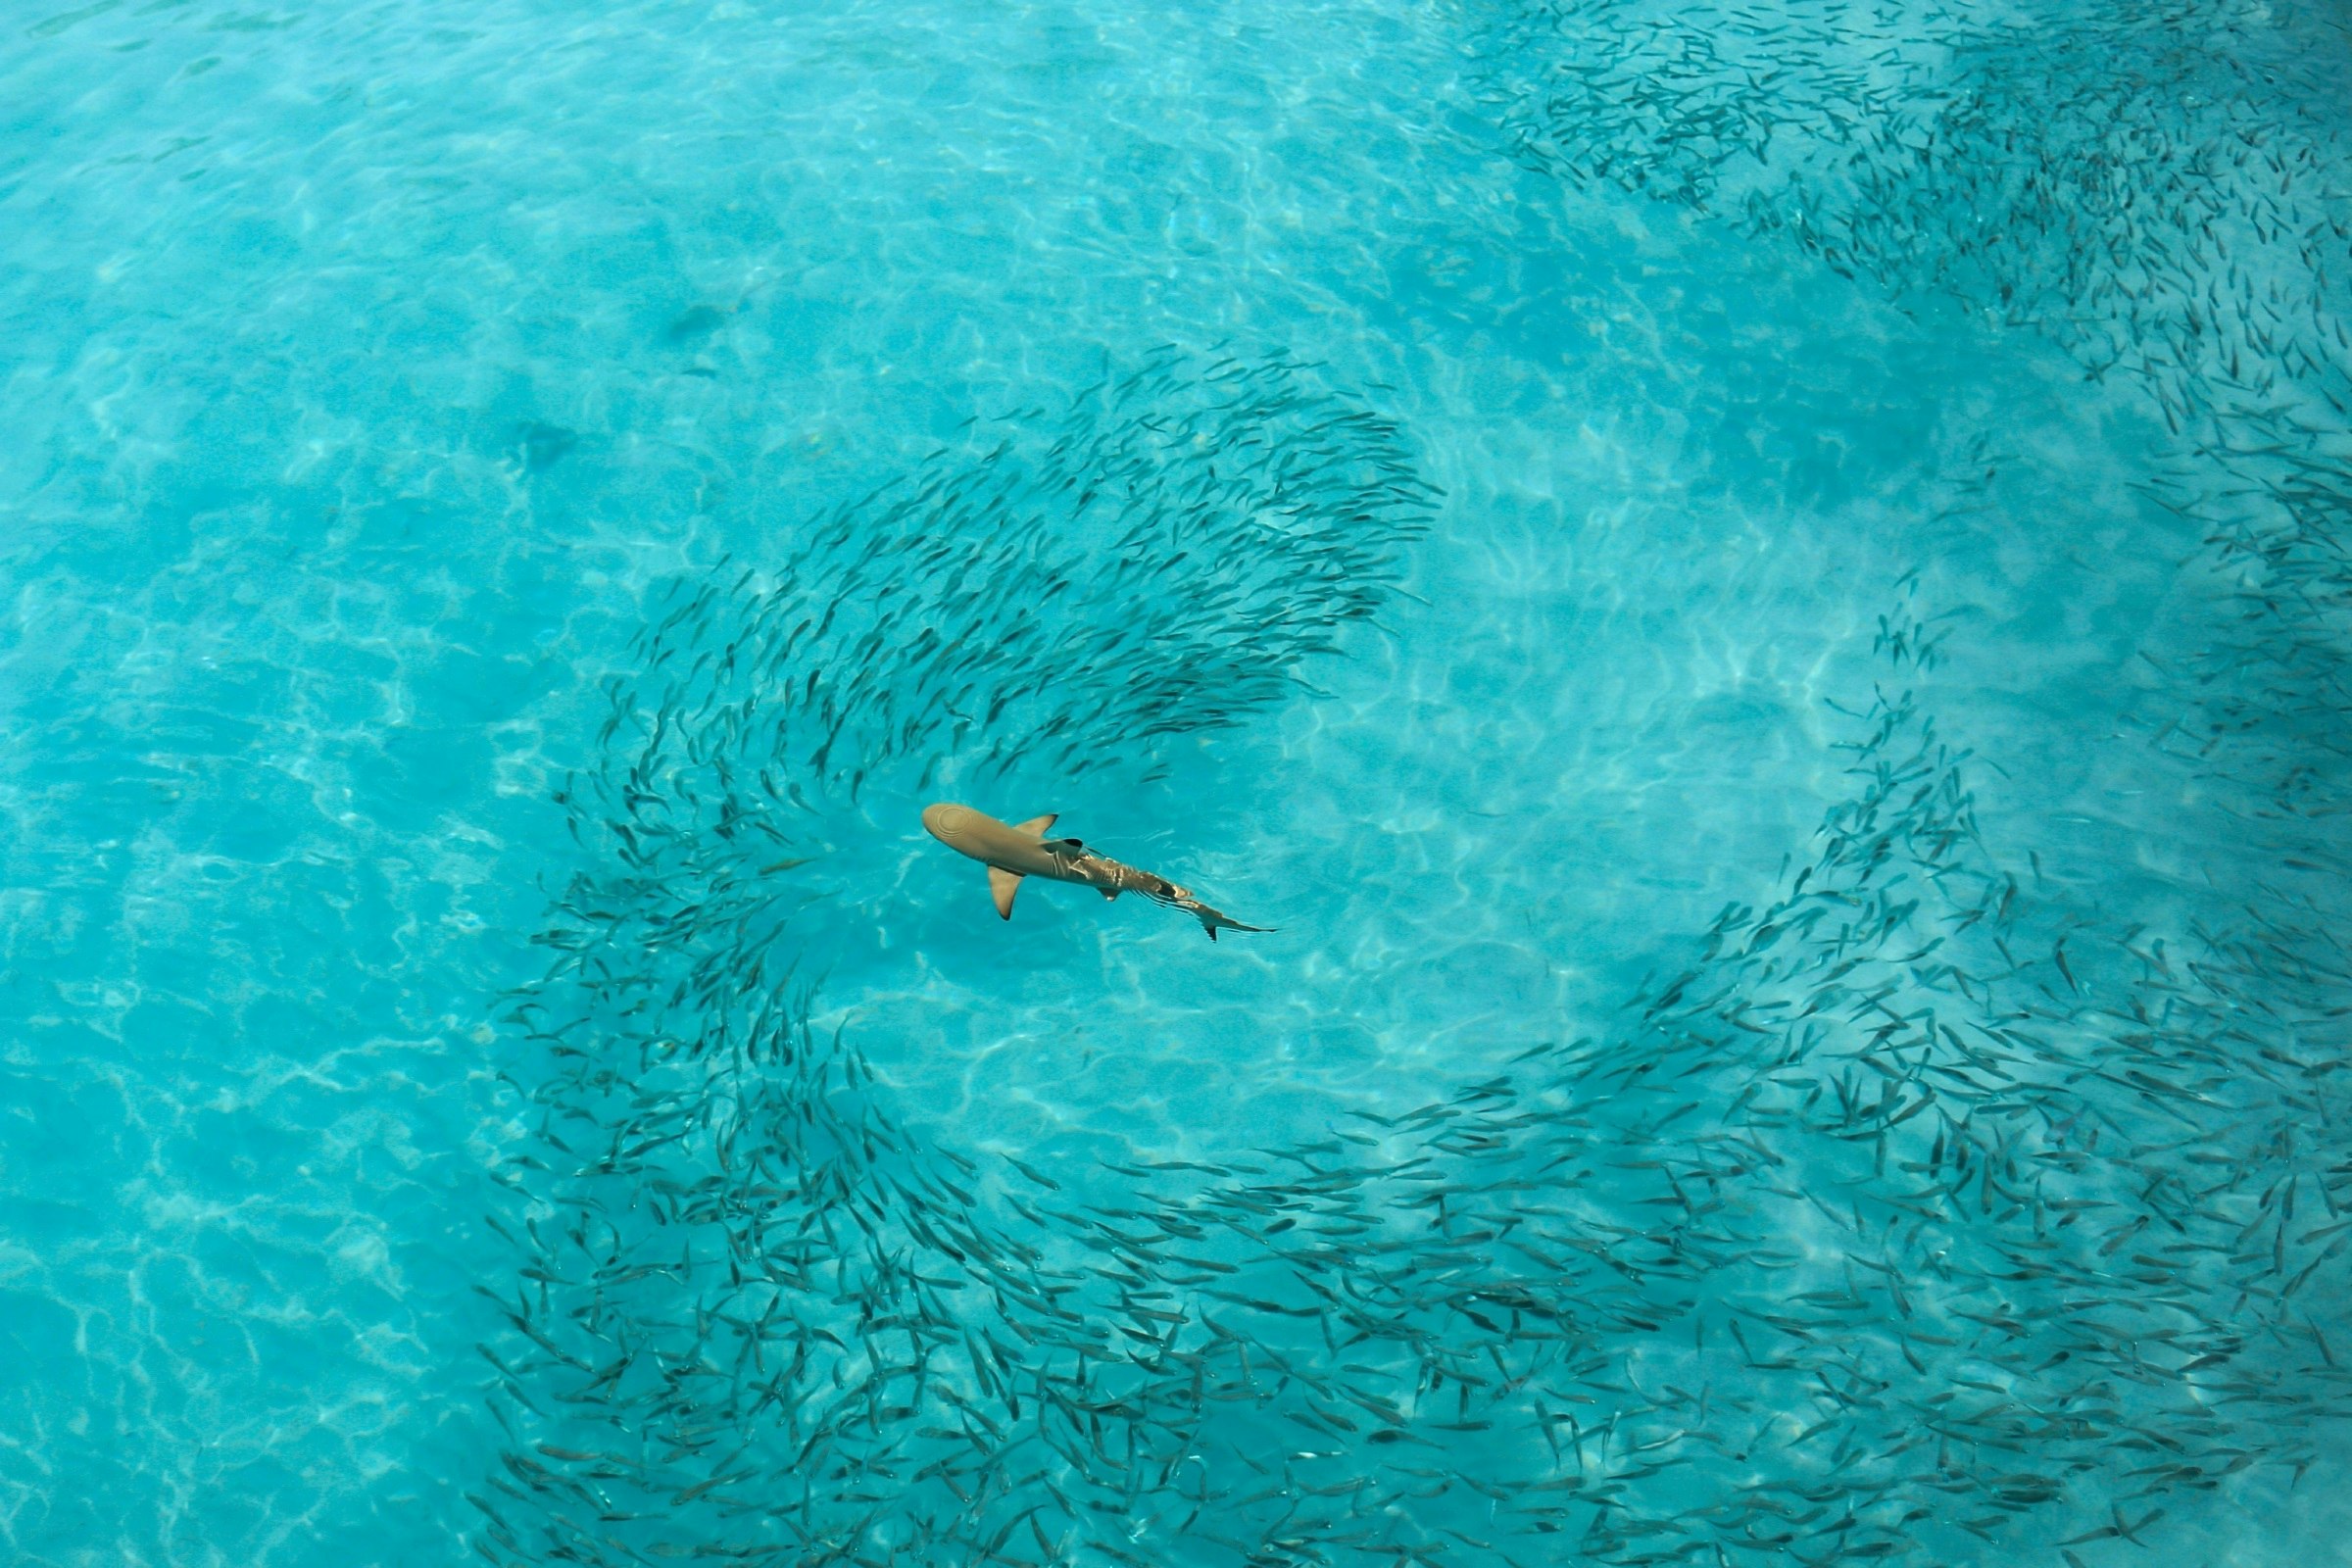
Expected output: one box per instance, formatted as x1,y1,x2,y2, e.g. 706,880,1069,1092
4,0,2350,1564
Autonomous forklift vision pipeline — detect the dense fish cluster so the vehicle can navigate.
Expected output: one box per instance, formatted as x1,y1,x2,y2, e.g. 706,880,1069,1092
467,5,2352,1561
476,366,2352,1566
1472,0,2352,815
1470,0,2352,939
472,353,1447,1566
1477,0,2351,419
477,561,2352,1566
1461,0,2352,1555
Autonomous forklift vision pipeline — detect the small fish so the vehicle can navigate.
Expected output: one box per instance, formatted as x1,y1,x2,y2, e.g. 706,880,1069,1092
515,421,578,471
921,803,1272,941
664,304,728,343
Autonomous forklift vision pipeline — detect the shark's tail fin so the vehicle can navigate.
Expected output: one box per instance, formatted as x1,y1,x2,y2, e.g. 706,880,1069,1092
1176,896,1272,941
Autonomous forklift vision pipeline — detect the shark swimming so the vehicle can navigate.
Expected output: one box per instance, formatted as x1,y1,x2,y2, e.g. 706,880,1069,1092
920,803,1274,941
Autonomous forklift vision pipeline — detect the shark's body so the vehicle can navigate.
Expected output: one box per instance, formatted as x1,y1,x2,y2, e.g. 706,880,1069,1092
920,803,1272,941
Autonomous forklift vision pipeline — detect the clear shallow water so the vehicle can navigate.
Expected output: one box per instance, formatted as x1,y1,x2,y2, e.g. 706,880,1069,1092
3,0,2349,1565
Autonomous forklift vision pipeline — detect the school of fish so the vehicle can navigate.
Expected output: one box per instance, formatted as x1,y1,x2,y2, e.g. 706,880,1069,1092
468,2,2352,1562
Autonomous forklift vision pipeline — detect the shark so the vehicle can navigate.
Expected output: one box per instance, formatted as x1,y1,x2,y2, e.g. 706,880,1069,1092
920,803,1274,941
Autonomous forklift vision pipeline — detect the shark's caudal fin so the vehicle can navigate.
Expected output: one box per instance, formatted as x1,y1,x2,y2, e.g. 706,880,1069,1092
1182,897,1273,941
989,866,1022,919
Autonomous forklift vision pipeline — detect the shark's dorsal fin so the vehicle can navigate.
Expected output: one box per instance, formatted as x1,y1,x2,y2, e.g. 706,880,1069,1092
1012,813,1057,837
989,866,1023,920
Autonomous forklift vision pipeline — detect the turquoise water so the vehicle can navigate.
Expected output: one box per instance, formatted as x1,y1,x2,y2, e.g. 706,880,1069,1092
4,0,2350,1563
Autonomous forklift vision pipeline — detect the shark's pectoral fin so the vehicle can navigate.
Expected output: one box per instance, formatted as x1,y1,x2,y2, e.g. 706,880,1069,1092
1100,886,1118,901
1012,813,1058,837
989,866,1023,919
